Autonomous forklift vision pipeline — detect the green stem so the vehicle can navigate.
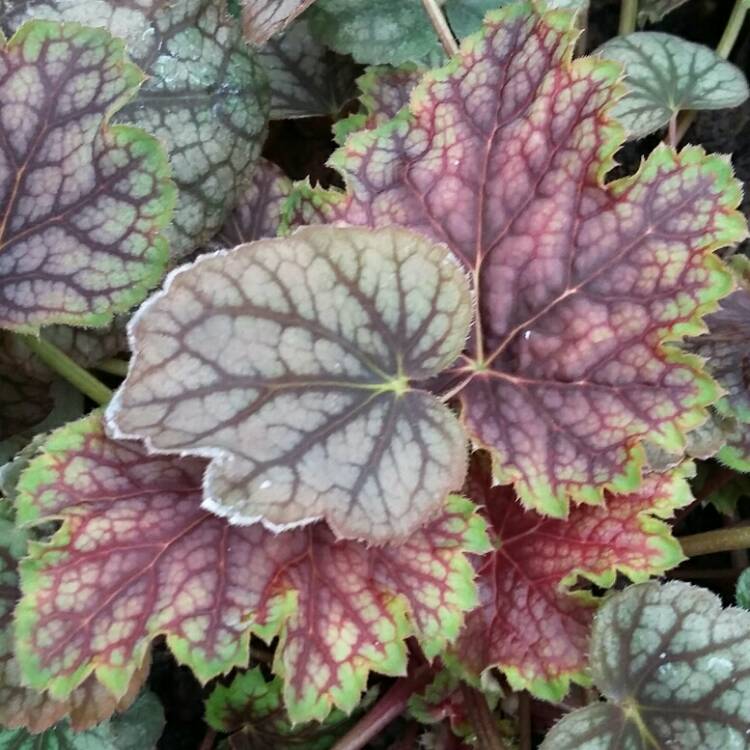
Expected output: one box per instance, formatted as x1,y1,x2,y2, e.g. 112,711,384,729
618,0,638,35
680,524,750,557
459,683,510,750
94,357,130,377
717,0,749,59
19,334,113,405
421,0,459,56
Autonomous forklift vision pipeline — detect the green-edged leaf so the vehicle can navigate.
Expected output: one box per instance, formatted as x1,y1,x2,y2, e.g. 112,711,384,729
1,0,269,259
540,581,750,749
597,32,749,139
448,455,691,701
333,64,423,145
0,690,164,750
0,499,146,733
205,667,359,747
288,2,747,517
0,20,173,333
241,0,316,44
108,225,473,542
213,158,292,247
258,19,358,120
14,413,488,723
307,0,501,66
737,568,750,610
638,0,690,24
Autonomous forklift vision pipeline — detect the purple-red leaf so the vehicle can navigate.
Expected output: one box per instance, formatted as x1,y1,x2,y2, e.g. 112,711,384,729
14,412,488,723
290,2,747,516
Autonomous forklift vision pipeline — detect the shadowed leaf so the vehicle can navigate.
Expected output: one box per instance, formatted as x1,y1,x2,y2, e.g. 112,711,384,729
448,454,691,700
108,225,473,542
638,0,690,24
0,20,173,333
540,581,750,749
241,0,316,44
288,2,747,517
596,32,749,139
14,413,488,723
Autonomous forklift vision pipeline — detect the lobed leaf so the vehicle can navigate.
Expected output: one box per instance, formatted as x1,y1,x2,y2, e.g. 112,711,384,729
290,2,747,516
449,454,691,700
108,225,473,542
241,0,316,45
14,412,488,723
597,32,749,139
0,20,174,333
637,0,690,23
540,581,750,749
258,18,359,120
0,690,164,750
1,0,270,259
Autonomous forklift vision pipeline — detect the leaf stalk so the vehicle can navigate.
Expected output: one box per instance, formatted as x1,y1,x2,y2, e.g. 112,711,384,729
680,523,750,557
421,0,459,57
93,357,130,377
459,683,511,750
18,334,113,405
618,0,638,35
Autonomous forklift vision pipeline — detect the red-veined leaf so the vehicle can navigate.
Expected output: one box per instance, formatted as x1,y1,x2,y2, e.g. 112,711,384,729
288,2,747,517
14,412,488,723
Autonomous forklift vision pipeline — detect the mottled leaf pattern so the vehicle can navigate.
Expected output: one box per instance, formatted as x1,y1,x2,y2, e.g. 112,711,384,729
15,413,488,723
449,455,691,700
0,498,146,733
541,581,750,749
597,32,749,139
109,226,473,542
291,3,747,516
258,19,358,120
213,158,291,247
242,0,316,44
1,0,270,259
0,691,165,750
0,21,173,332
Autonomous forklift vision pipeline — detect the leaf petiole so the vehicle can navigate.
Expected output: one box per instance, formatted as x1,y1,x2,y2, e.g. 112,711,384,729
93,357,130,377
459,683,511,750
421,0,459,57
680,524,750,557
619,0,638,35
18,334,113,406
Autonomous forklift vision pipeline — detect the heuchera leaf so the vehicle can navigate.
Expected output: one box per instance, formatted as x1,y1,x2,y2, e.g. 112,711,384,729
241,0,316,45
637,0,690,24
14,412,488,724
540,581,750,749
0,690,165,750
290,2,747,517
205,666,357,747
333,64,423,145
737,568,750,610
108,225,473,542
0,20,174,333
597,32,749,139
213,158,292,248
448,454,691,700
1,0,270,259
0,498,146,733
258,18,358,120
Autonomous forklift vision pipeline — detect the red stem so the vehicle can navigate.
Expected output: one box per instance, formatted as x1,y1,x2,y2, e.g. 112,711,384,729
330,665,433,750
459,683,510,750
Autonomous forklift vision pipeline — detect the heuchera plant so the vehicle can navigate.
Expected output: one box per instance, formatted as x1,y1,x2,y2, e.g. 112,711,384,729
2,0,750,748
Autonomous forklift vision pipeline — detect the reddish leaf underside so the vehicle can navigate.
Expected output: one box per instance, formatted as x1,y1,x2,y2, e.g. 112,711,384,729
0,20,174,332
288,1,747,517
14,412,488,724
449,454,691,700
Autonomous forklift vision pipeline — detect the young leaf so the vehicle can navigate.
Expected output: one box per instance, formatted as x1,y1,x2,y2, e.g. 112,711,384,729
290,2,747,517
0,20,173,333
15,413,488,724
241,0,316,45
205,666,359,747
684,256,750,423
258,19,358,120
1,0,270,259
597,32,749,139
333,64,423,145
0,690,165,750
0,499,146,732
637,0,690,24
449,455,691,700
213,159,292,247
108,225,473,542
540,581,750,749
